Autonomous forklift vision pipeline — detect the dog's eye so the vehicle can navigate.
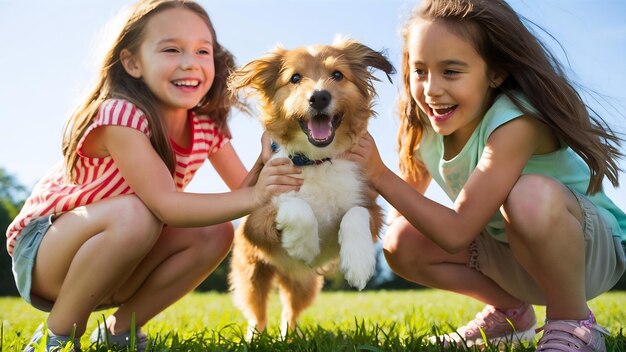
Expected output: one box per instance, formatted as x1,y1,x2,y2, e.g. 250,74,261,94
290,74,301,84
331,71,344,81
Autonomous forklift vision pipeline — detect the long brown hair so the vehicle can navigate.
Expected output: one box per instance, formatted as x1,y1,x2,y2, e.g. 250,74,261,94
398,0,622,194
62,0,237,181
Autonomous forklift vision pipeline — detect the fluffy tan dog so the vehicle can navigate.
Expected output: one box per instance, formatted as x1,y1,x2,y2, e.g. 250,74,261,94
228,38,394,337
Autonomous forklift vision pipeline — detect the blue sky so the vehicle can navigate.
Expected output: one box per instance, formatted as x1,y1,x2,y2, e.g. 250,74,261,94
0,0,624,212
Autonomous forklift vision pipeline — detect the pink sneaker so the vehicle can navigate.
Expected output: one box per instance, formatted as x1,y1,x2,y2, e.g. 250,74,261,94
429,303,537,347
536,311,609,352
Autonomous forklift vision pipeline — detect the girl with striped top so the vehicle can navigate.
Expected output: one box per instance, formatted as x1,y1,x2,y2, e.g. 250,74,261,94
9,1,302,351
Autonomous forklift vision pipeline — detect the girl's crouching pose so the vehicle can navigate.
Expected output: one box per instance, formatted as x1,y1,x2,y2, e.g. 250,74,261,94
7,1,302,351
348,1,625,351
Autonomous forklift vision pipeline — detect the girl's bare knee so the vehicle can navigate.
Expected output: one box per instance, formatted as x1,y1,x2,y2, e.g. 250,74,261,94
211,221,235,255
503,174,568,241
112,195,162,245
192,222,234,263
383,228,429,278
382,231,401,257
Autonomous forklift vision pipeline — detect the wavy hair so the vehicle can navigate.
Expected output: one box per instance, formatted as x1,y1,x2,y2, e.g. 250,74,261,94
397,0,622,194
62,0,238,181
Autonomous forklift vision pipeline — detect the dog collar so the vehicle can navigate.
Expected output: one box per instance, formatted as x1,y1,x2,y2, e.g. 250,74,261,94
271,141,331,167
289,153,332,166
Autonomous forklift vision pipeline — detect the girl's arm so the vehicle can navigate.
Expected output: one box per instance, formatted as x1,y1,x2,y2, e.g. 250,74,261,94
101,125,302,227
350,117,541,253
208,141,249,190
209,131,276,191
387,168,432,224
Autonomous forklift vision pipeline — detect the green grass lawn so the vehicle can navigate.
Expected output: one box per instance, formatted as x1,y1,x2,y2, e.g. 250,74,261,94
1,289,625,351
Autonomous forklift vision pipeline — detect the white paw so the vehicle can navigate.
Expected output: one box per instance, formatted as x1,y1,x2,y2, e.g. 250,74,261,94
245,320,263,341
338,207,377,290
276,198,320,264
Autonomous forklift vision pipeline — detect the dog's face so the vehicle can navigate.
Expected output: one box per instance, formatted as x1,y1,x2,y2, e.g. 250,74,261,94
229,38,394,159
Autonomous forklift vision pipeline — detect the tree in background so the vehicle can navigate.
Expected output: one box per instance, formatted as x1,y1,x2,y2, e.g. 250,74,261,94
0,167,29,296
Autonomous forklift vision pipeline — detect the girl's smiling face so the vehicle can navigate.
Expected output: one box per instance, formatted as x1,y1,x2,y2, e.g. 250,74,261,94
408,19,502,149
123,7,215,119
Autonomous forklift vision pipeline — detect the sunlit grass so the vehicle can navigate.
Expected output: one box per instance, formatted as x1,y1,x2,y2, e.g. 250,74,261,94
1,290,624,351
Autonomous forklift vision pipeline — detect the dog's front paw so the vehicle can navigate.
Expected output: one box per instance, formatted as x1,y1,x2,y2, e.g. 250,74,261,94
276,198,320,264
338,207,377,290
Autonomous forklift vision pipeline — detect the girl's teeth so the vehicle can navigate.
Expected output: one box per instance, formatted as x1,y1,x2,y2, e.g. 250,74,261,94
430,105,454,116
174,80,199,87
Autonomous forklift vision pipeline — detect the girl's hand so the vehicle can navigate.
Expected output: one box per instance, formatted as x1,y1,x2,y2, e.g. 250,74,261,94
346,132,388,187
253,157,302,206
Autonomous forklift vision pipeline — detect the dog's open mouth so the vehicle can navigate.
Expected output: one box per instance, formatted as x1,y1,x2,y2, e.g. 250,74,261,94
298,114,343,147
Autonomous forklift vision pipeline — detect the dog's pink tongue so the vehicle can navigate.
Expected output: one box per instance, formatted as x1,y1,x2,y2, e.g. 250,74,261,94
308,118,333,141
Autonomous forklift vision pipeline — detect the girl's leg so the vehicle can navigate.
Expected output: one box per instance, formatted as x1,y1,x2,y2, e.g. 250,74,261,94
502,174,587,320
31,195,163,336
383,217,524,309
96,221,234,334
503,175,614,351
384,218,537,345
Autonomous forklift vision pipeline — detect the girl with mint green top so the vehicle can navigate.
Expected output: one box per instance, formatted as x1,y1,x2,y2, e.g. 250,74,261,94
348,0,625,351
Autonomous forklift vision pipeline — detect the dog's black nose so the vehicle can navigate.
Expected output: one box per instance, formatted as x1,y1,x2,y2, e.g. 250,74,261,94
309,90,331,111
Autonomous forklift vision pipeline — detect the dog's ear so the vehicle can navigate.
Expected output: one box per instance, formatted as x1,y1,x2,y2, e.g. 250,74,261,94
227,48,286,96
336,39,396,83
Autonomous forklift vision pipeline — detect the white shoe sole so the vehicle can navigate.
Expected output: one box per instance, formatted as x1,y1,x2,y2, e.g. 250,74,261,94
428,327,537,347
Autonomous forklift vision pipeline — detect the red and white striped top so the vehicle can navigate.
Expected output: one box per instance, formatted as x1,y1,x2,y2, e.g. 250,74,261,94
6,99,229,256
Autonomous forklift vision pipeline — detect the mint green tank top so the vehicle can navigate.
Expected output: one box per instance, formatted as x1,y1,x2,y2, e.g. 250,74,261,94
417,94,626,243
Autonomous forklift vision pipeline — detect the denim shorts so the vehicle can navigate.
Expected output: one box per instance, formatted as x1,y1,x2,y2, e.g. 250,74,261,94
11,215,56,311
471,191,626,305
